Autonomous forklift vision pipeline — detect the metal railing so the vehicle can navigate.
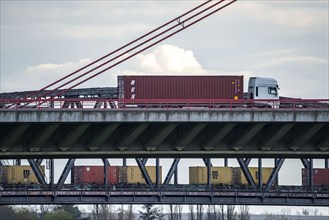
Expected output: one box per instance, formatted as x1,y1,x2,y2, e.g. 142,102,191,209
0,98,328,111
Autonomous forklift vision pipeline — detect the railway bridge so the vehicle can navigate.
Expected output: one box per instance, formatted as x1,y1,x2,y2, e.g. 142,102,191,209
1,0,328,206
0,99,328,159
0,98,328,205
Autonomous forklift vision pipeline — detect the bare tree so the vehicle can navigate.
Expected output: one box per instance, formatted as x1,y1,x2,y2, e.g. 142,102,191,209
39,205,54,219
196,205,204,220
226,205,237,220
301,208,321,216
220,205,226,220
265,211,290,220
168,205,178,220
238,206,250,220
207,205,212,220
189,205,195,220
117,205,126,220
126,205,134,220
139,204,165,220
176,205,183,220
92,204,115,220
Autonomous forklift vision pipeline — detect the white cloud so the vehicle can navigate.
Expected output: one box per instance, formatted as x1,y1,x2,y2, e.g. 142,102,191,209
136,44,206,75
2,44,208,92
2,59,94,92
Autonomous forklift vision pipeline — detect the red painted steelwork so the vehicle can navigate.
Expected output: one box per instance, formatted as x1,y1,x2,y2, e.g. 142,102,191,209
53,0,237,99
27,0,237,100
71,166,119,184
26,0,214,100
118,75,243,100
302,168,329,186
1,98,328,111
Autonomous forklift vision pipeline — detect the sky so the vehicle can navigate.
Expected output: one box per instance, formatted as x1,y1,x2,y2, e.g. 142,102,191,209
1,0,328,98
1,0,329,215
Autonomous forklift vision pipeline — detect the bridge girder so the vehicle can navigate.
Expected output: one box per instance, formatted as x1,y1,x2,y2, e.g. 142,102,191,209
0,110,328,159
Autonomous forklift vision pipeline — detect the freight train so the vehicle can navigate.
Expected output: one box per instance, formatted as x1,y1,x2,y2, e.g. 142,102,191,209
1,165,328,187
0,165,329,186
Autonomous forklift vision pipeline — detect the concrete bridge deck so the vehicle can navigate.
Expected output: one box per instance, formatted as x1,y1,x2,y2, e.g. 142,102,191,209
0,109,328,159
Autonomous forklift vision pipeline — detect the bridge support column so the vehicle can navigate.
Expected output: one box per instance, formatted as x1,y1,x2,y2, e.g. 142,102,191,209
57,159,75,190
207,158,212,186
156,158,160,188
309,159,313,191
136,158,152,186
102,158,108,190
237,158,256,189
27,159,46,185
49,159,54,189
164,159,180,185
266,158,285,192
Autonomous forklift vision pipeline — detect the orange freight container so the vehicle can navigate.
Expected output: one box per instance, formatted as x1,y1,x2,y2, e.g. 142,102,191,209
71,166,119,184
118,75,243,100
302,168,329,186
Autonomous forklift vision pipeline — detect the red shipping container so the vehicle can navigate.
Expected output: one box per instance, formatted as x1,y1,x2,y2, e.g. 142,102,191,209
302,168,329,186
71,166,119,184
118,75,243,100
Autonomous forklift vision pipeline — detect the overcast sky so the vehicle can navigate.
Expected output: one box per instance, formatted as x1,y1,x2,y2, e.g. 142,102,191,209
1,0,329,215
1,0,328,98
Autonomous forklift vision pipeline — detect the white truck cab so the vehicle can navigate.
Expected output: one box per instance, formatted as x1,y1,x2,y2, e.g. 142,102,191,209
248,77,280,108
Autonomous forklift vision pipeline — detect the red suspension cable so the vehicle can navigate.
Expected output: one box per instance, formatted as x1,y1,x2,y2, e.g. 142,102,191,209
54,0,237,98
29,0,238,100
26,0,214,99
44,0,227,99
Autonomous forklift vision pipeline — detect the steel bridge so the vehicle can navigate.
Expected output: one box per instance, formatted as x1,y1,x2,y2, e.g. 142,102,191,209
2,0,328,206
1,184,328,206
0,97,328,205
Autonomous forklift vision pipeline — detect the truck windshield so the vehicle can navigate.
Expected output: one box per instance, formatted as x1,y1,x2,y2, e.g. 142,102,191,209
268,87,277,96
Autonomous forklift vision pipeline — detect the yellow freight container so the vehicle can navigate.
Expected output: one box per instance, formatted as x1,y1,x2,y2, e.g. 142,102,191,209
0,166,5,183
4,165,45,184
233,167,276,185
119,166,162,184
189,167,234,185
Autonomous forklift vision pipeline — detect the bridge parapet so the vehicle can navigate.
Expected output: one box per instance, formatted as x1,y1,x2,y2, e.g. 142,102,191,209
0,109,328,123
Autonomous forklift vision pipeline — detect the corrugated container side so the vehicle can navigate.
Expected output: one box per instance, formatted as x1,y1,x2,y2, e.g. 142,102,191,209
213,167,234,185
4,165,45,184
119,166,162,184
302,168,329,186
72,166,119,184
189,167,200,184
189,167,234,185
118,75,243,100
234,167,276,185
0,166,4,183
